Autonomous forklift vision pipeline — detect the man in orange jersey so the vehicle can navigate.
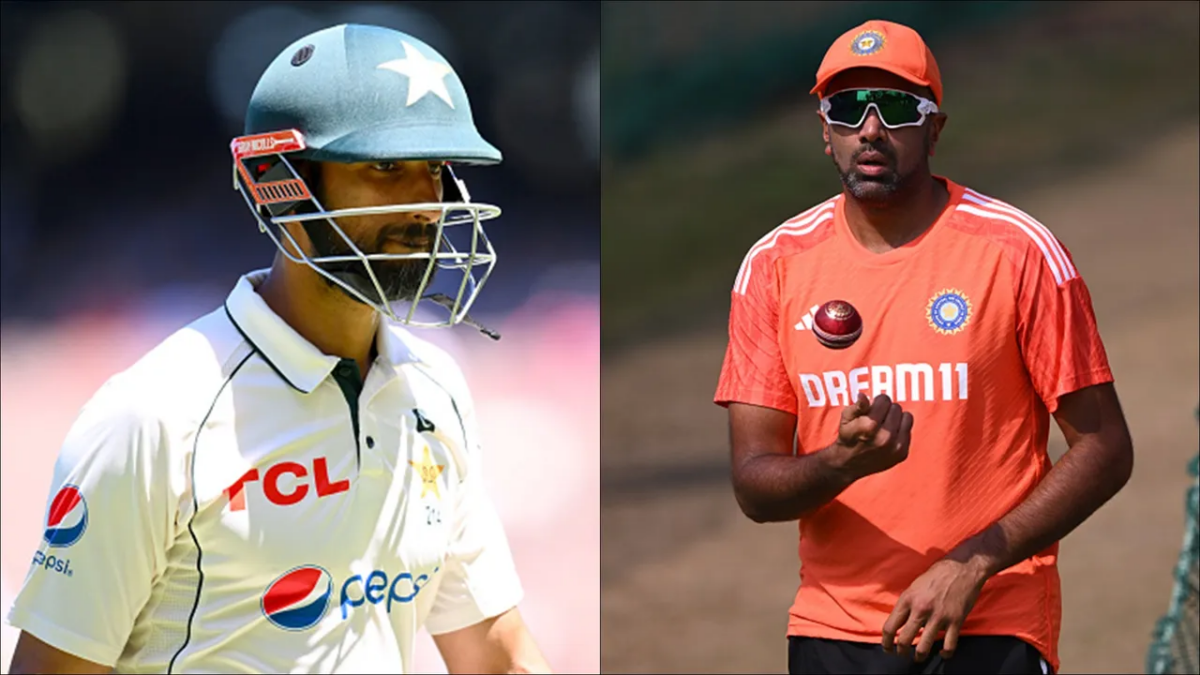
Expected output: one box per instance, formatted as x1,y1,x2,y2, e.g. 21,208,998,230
713,19,1133,675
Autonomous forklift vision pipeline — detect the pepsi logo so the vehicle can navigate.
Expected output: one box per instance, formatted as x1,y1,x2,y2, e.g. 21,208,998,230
261,565,333,631
43,485,88,548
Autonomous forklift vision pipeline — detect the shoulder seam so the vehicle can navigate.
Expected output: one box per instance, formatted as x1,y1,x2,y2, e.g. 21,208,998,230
106,317,256,424
733,196,840,295
410,363,470,485
955,189,1077,286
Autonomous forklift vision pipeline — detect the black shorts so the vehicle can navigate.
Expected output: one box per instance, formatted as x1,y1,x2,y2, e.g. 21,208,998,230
787,635,1052,675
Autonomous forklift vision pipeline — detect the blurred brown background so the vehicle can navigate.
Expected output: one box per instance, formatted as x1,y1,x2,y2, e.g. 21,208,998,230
600,2,1199,673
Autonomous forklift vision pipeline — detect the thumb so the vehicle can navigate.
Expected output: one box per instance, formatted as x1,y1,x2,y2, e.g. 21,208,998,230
841,393,871,424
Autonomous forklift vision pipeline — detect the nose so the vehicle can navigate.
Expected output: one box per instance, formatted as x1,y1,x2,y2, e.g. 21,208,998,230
404,171,444,224
410,209,442,224
857,108,886,143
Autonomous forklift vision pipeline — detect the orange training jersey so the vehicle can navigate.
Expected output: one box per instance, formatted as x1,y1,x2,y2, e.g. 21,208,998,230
713,177,1112,673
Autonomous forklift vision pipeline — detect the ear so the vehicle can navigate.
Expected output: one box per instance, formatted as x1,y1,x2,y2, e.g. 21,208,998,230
818,111,832,156
927,112,947,157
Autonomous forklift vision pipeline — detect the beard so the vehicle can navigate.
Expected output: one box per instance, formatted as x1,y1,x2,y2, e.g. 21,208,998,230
301,219,440,307
833,138,929,205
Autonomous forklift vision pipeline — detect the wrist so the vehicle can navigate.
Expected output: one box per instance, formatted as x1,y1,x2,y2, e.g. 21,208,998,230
948,527,1006,582
821,442,861,485
962,551,996,586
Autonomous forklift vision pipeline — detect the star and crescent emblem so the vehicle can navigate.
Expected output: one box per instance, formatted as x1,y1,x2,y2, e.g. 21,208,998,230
409,445,446,500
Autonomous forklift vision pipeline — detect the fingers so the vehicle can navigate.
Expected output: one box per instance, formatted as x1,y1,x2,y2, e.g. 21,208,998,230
897,411,914,453
940,621,960,660
866,394,892,426
841,395,915,456
897,612,921,653
880,598,909,654
844,394,893,441
840,393,872,424
894,610,927,660
874,402,903,447
913,615,946,663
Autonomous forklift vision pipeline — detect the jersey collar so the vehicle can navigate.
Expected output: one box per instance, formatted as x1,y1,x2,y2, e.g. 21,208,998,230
224,269,423,394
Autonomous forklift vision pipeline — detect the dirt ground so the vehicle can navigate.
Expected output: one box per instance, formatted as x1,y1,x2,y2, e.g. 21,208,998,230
600,122,1200,674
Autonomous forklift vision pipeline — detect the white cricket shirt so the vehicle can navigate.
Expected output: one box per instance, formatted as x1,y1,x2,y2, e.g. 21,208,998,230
6,269,524,674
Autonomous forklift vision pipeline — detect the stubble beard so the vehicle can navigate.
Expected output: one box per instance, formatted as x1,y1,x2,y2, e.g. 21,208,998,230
834,138,931,206
302,220,439,307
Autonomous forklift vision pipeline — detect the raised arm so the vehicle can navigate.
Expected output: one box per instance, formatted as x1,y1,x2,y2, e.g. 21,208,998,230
729,393,914,522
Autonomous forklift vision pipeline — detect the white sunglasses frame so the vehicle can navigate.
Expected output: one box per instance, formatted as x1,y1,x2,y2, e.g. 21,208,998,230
819,88,939,130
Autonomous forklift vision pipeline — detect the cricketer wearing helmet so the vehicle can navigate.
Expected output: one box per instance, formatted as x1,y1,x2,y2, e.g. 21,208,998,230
6,24,551,674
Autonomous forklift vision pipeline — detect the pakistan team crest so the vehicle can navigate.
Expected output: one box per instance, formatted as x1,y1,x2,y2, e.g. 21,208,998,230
927,289,972,335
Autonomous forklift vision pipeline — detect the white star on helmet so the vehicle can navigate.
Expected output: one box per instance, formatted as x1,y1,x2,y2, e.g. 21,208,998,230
377,41,456,109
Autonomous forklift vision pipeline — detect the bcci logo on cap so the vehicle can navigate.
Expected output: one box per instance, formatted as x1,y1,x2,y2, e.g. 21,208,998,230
850,29,886,56
43,485,88,548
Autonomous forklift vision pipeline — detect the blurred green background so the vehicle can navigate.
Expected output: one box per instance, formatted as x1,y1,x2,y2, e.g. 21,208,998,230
600,2,1200,673
601,0,1199,351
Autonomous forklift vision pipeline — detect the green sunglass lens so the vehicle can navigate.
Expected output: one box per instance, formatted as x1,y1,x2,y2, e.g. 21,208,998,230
827,90,923,126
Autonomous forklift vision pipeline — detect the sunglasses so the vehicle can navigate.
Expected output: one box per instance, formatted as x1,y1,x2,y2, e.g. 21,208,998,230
820,88,939,129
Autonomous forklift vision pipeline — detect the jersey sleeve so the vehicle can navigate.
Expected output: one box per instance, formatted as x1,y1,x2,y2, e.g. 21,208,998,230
714,250,797,414
1014,238,1114,413
5,385,176,667
425,376,523,636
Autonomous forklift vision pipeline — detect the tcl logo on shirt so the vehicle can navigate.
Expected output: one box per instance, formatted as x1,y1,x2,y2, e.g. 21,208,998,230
225,457,350,512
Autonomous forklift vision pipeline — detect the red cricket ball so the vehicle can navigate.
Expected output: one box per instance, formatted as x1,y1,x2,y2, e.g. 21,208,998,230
812,299,863,350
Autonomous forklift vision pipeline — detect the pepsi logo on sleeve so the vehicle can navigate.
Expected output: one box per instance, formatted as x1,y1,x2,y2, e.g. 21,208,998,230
43,485,89,548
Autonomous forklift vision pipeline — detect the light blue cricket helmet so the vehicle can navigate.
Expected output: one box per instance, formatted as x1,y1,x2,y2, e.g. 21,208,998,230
232,24,502,337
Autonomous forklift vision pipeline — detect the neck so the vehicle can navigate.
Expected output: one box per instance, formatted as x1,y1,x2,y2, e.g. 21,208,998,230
843,173,949,254
257,257,379,380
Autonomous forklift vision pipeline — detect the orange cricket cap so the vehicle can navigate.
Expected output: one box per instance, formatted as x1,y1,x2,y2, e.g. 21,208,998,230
810,20,943,105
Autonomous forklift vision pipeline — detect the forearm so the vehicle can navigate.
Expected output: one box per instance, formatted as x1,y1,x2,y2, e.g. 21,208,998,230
952,434,1133,578
437,608,551,675
446,641,550,674
734,444,856,523
501,632,551,674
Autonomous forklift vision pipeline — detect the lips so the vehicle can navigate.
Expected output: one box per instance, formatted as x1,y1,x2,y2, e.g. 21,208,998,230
854,150,892,177
386,236,432,249
855,151,890,166
381,223,435,250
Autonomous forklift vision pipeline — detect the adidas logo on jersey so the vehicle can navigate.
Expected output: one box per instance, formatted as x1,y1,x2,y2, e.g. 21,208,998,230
794,304,822,331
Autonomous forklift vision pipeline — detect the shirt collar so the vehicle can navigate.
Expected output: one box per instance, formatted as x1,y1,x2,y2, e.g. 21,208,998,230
223,269,422,394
